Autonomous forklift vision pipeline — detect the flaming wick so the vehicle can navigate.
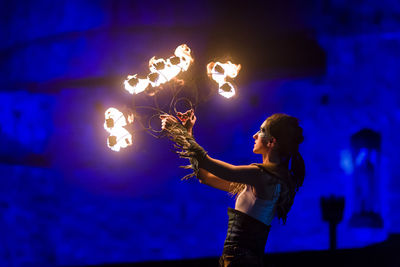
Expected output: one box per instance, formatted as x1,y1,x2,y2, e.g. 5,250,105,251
207,61,241,98
124,44,194,96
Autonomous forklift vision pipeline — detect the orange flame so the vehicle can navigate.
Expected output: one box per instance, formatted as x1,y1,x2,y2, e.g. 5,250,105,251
124,74,149,95
124,44,193,95
207,61,241,98
104,107,133,152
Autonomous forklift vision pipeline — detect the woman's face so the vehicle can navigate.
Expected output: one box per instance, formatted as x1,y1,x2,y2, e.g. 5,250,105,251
253,121,268,154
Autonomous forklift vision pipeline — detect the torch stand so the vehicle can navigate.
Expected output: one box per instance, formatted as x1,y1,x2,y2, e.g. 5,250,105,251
320,196,345,251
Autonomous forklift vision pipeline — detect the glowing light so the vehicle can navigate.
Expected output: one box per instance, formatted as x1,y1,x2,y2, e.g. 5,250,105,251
124,74,149,95
355,148,368,167
104,107,133,152
174,44,193,71
148,57,169,87
124,44,193,96
207,61,241,98
107,128,132,152
340,149,354,175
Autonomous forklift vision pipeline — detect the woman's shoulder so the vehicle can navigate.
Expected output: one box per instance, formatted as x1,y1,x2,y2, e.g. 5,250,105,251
250,163,278,174
250,163,287,183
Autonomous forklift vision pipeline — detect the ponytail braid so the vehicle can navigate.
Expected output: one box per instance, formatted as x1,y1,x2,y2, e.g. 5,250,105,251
266,113,305,224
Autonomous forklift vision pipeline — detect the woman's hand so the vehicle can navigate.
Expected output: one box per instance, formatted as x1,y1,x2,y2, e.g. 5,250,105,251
177,109,196,135
160,114,178,131
160,109,196,136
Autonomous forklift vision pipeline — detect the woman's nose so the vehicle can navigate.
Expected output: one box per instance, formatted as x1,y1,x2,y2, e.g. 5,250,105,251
253,133,258,140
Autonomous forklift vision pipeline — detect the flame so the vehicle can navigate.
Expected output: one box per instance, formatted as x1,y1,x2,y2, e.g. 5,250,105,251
174,44,193,71
219,82,236,99
207,61,241,98
148,57,170,87
124,74,149,95
104,107,133,152
124,44,193,95
126,113,134,124
107,128,132,152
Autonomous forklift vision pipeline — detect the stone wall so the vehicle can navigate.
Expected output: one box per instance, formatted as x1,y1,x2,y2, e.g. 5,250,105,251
1,0,400,266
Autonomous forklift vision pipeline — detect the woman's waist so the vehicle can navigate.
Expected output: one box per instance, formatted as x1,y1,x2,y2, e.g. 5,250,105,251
235,204,275,226
227,207,271,230
224,208,271,252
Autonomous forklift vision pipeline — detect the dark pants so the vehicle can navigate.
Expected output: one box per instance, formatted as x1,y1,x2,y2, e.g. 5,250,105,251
219,208,271,267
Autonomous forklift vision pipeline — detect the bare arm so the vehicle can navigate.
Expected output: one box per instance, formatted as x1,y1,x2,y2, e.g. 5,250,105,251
160,111,266,187
197,168,232,192
199,156,266,187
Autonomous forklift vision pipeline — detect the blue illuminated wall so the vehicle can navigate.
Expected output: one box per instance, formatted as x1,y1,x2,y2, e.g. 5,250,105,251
1,0,400,266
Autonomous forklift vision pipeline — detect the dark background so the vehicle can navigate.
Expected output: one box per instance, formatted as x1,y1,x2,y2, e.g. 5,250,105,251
1,0,399,266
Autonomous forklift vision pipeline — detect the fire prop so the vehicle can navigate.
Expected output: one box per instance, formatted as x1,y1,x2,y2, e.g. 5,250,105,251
124,44,193,96
207,61,241,98
104,108,134,152
103,43,242,152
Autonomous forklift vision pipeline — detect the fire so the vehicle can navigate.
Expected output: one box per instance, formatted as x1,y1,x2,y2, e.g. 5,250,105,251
174,44,194,71
124,74,149,95
124,44,193,95
104,107,133,152
207,61,241,98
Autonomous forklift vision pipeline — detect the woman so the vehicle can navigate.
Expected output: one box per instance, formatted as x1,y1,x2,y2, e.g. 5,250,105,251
161,110,305,267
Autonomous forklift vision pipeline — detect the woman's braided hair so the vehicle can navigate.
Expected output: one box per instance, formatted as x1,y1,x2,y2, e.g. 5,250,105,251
229,113,305,224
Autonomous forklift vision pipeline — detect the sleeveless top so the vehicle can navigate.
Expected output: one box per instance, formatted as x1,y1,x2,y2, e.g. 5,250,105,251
235,183,281,226
221,165,282,262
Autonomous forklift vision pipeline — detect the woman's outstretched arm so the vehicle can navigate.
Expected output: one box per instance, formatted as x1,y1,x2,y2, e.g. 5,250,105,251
199,156,266,187
160,112,267,187
197,168,233,192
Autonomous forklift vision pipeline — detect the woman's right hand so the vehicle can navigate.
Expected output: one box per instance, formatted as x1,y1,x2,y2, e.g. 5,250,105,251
177,109,196,135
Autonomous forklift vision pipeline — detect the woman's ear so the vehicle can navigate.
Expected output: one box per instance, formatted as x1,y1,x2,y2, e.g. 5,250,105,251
268,137,278,148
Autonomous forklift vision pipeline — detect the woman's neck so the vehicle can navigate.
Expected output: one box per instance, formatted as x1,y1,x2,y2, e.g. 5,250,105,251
263,151,281,165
